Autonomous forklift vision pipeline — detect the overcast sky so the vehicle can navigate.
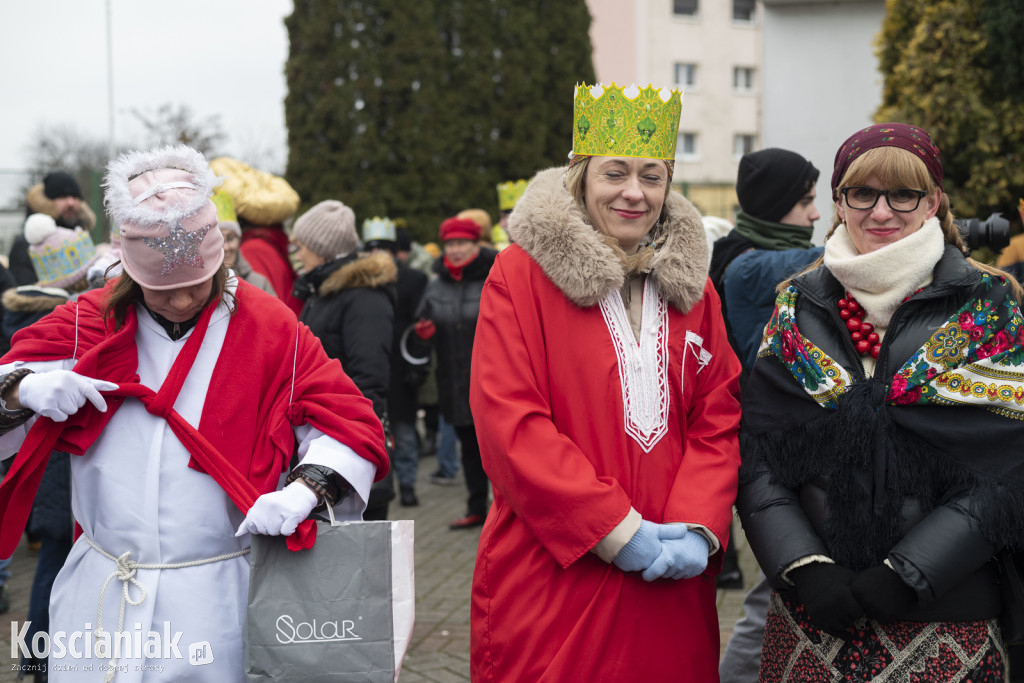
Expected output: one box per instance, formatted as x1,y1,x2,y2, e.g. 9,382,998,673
0,0,293,208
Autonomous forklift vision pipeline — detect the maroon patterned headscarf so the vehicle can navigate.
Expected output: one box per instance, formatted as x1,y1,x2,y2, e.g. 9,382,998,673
830,123,943,200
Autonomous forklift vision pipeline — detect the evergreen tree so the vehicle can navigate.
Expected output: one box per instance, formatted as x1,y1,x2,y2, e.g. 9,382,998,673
876,0,1024,224
285,0,448,241
284,1,595,243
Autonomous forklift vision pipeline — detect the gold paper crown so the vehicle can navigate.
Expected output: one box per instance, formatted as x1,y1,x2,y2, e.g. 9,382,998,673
496,180,529,211
572,83,683,160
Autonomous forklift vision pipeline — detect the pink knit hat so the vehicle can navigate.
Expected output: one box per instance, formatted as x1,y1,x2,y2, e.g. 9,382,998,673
103,145,223,290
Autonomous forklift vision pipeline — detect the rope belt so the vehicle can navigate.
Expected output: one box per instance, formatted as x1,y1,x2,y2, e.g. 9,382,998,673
83,534,251,683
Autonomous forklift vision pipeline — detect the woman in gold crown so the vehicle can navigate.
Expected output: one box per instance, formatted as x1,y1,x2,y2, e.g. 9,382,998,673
468,83,741,681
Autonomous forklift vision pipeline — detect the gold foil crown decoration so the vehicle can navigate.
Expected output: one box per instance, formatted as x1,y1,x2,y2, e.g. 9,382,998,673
572,83,683,160
496,180,529,211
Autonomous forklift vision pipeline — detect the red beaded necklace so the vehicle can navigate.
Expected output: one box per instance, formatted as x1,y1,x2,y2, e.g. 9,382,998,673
837,289,923,360
837,292,880,358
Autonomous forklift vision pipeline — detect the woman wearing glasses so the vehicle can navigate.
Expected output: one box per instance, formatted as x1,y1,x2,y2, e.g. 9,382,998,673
737,123,1024,680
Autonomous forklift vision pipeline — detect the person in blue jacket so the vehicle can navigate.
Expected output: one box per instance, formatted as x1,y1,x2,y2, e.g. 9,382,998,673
711,148,823,683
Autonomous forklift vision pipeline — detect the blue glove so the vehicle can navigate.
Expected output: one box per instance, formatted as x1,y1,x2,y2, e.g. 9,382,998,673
642,528,709,582
612,520,660,572
613,520,689,572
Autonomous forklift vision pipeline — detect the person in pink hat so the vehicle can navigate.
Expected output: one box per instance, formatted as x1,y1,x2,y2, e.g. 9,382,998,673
0,145,388,681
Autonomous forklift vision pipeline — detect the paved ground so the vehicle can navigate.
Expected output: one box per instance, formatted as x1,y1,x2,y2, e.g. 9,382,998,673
0,455,760,682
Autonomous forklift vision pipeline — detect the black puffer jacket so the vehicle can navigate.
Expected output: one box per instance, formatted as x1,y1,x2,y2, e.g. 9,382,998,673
296,251,397,421
414,248,497,426
738,245,1024,622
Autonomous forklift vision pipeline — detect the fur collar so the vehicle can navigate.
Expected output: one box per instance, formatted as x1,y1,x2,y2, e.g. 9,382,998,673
317,251,397,297
2,286,69,315
508,166,708,312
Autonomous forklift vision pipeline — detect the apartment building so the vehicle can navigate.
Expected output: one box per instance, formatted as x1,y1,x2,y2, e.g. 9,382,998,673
586,0,762,219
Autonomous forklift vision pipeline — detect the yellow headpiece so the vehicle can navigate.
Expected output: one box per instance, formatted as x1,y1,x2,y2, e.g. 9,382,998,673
496,180,529,212
211,189,237,223
572,83,683,160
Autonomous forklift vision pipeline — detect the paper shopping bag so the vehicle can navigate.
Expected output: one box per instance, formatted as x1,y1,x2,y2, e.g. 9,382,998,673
245,519,415,682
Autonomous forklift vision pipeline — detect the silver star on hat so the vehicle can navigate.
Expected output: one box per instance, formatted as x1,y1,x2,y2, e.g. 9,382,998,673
143,220,211,276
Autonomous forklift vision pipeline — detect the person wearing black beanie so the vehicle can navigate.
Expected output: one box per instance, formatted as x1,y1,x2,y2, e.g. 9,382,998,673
713,147,825,683
710,149,821,289
710,148,822,369
42,172,82,202
736,148,818,223
14,171,96,286
41,172,84,230
716,145,827,683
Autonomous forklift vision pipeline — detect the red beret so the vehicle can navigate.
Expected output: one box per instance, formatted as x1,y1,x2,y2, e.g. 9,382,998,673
439,217,481,242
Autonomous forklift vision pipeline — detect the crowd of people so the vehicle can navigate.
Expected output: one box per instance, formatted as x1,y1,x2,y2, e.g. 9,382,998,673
0,81,1021,683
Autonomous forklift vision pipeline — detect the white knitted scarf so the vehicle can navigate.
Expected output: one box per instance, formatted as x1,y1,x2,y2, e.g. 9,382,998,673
823,217,945,328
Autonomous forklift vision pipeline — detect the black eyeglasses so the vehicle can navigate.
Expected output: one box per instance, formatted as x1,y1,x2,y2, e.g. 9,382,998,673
840,186,928,213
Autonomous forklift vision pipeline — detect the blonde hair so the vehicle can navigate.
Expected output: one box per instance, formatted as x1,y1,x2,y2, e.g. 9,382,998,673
780,147,1022,299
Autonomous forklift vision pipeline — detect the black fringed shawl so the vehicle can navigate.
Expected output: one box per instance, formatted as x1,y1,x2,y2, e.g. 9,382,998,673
740,266,1024,570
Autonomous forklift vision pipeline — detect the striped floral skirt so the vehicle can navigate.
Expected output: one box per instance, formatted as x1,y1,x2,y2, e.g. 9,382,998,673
759,590,1006,682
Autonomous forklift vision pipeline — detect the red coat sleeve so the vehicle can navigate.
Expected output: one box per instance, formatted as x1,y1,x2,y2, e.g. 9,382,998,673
470,257,633,569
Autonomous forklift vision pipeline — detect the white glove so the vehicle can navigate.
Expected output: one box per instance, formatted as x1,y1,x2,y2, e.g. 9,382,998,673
17,371,118,422
235,482,319,537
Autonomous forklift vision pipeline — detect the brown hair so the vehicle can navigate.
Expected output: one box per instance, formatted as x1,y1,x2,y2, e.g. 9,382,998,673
102,265,234,330
780,147,1022,299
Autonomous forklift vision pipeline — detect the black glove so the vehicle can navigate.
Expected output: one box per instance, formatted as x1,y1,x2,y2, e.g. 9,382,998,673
789,562,864,637
851,564,917,623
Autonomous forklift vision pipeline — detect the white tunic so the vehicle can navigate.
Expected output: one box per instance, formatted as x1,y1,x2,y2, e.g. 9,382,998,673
0,295,376,682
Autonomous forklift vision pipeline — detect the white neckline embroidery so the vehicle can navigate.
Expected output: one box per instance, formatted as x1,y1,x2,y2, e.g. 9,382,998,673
599,282,670,452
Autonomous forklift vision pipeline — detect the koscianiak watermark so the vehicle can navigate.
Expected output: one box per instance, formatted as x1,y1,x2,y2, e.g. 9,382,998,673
11,621,184,661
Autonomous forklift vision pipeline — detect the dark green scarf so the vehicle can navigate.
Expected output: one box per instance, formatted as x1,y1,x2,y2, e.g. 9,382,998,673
732,210,813,251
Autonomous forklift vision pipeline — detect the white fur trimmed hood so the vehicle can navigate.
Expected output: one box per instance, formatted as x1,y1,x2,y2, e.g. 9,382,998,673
507,166,709,312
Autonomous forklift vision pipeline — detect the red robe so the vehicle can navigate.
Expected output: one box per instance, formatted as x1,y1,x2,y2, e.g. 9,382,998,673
241,227,303,314
469,246,741,682
0,280,387,555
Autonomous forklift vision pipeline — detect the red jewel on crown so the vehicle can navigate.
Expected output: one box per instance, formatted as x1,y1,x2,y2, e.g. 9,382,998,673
837,292,880,359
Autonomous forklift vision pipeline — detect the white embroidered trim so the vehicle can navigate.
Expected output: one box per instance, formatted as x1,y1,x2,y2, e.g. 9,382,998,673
599,283,670,452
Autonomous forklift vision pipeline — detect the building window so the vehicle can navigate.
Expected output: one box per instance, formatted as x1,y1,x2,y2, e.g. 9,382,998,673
733,66,756,93
674,63,697,88
677,132,698,161
734,134,756,159
673,0,698,17
733,0,756,22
